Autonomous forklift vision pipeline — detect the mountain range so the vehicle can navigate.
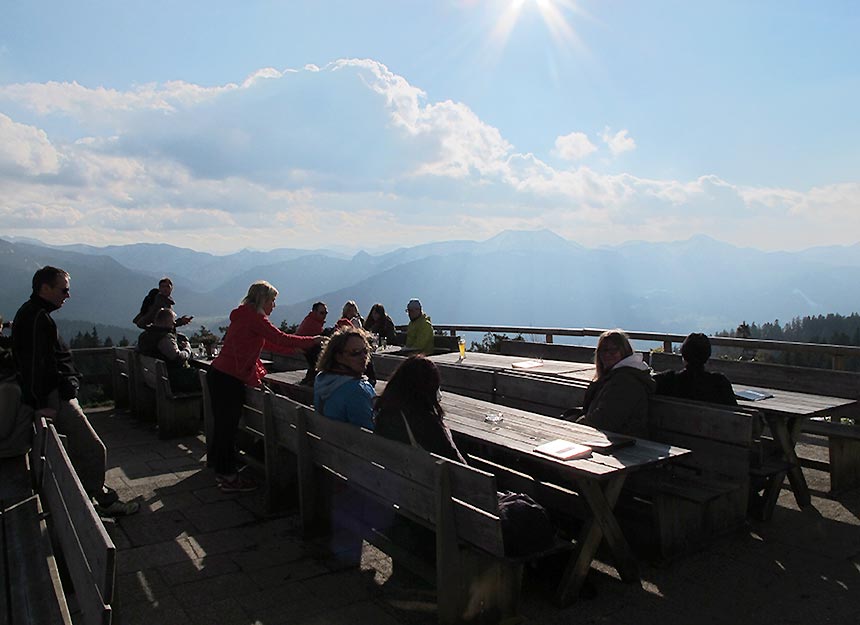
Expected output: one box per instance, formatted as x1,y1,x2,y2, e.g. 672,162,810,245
2,231,860,343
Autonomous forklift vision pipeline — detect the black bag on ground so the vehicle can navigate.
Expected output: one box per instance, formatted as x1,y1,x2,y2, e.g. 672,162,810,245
497,491,556,557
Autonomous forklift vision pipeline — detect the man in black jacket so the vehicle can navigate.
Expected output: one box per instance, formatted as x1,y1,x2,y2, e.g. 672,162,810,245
13,266,139,516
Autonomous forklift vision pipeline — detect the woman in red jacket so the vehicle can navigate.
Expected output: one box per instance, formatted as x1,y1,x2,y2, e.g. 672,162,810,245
207,281,321,492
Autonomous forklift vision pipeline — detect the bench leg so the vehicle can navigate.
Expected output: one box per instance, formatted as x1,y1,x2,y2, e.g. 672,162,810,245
830,437,860,493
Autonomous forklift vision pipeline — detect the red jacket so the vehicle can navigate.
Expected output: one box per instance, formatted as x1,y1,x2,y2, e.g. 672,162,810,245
297,312,324,336
212,304,316,387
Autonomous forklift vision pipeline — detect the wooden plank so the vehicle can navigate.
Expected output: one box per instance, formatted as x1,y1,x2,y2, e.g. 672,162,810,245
650,397,754,445
297,411,505,555
4,495,71,625
44,426,116,607
499,340,598,364
301,408,499,514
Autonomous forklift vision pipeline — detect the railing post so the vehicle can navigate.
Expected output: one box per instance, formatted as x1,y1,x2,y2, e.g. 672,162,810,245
833,355,845,371
663,340,672,353
545,334,553,344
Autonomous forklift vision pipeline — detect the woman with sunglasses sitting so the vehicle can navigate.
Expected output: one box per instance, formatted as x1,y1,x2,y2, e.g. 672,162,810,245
313,326,375,429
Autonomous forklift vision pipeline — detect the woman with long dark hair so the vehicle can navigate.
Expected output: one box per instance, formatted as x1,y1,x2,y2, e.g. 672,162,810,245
374,355,464,463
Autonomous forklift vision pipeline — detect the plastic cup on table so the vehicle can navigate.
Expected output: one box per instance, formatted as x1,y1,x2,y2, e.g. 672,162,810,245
458,337,466,360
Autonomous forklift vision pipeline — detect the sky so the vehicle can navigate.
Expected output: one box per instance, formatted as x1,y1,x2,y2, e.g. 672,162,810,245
0,0,858,254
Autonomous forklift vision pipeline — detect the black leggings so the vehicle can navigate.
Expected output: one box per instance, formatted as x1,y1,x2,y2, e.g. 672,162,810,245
206,367,246,476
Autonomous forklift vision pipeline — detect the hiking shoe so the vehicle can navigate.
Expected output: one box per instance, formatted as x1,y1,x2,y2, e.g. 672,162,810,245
218,474,258,493
96,499,141,517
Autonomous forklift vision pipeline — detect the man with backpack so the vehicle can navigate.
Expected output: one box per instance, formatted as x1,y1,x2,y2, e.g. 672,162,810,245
133,277,193,329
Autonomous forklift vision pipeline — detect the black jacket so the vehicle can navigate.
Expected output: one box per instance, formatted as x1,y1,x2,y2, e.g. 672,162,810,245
653,367,738,406
12,295,80,407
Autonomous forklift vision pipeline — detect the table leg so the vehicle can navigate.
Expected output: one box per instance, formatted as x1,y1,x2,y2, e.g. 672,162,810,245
555,474,637,606
766,415,812,509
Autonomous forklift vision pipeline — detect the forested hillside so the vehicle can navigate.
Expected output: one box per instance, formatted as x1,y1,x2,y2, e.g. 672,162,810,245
718,313,860,371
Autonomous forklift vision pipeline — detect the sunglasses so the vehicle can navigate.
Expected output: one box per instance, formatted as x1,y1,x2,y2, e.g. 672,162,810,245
344,348,369,357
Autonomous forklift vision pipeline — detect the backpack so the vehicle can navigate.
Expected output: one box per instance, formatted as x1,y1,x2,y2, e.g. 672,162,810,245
132,288,159,327
497,491,556,557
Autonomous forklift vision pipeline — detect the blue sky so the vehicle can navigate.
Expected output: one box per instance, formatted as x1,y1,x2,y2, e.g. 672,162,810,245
1,0,858,253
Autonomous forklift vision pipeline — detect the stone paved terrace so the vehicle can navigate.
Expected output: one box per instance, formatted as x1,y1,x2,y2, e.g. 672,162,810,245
91,406,860,625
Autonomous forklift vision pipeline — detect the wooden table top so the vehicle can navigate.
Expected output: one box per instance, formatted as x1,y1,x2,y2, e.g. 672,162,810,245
264,370,686,480
733,384,859,418
441,391,686,480
429,351,595,376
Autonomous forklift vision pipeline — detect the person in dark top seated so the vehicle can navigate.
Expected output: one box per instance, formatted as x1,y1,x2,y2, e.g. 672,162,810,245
570,329,655,438
653,332,737,406
374,355,465,464
136,308,200,392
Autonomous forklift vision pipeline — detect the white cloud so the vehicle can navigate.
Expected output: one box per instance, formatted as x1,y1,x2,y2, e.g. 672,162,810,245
0,113,62,175
600,127,636,155
553,131,597,161
0,59,856,252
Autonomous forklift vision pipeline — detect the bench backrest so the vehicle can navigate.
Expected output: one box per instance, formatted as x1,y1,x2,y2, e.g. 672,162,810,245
113,348,136,409
649,396,756,479
650,351,860,401
264,390,507,558
42,425,115,625
499,340,598,363
494,371,588,417
135,353,159,391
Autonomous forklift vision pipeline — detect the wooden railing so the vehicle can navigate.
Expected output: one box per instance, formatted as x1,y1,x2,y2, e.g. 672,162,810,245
403,324,860,371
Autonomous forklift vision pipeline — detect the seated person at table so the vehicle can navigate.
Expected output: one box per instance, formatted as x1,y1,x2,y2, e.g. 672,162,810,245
136,308,200,392
573,329,654,438
297,301,328,386
334,300,364,330
404,298,434,355
314,327,375,429
653,333,737,406
363,303,397,345
374,356,465,463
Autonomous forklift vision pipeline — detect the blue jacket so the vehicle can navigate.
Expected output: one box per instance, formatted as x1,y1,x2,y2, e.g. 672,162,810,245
314,371,375,430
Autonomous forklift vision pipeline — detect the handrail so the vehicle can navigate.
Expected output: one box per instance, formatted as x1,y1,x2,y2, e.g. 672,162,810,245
396,324,860,371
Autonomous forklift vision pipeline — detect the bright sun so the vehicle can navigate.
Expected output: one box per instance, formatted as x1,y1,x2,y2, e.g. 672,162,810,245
492,0,583,51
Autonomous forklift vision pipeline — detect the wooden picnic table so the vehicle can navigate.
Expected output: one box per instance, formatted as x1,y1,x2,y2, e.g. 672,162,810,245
439,391,688,605
263,369,689,603
430,351,595,377
733,384,859,508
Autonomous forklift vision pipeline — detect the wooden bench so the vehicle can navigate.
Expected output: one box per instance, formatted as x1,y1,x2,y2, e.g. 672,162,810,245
267,392,536,624
39,422,116,625
498,339,649,365
499,339,598,363
0,452,70,625
112,348,136,414
110,348,130,411
619,398,780,559
238,387,567,623
135,354,201,439
651,351,860,492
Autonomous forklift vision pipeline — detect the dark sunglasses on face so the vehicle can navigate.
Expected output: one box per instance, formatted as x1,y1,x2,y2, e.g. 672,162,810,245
344,348,368,357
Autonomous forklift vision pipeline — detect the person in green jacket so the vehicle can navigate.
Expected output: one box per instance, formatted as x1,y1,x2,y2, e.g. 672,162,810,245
404,298,434,355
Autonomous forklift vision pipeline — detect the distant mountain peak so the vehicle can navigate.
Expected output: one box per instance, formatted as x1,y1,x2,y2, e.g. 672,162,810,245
482,229,578,252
